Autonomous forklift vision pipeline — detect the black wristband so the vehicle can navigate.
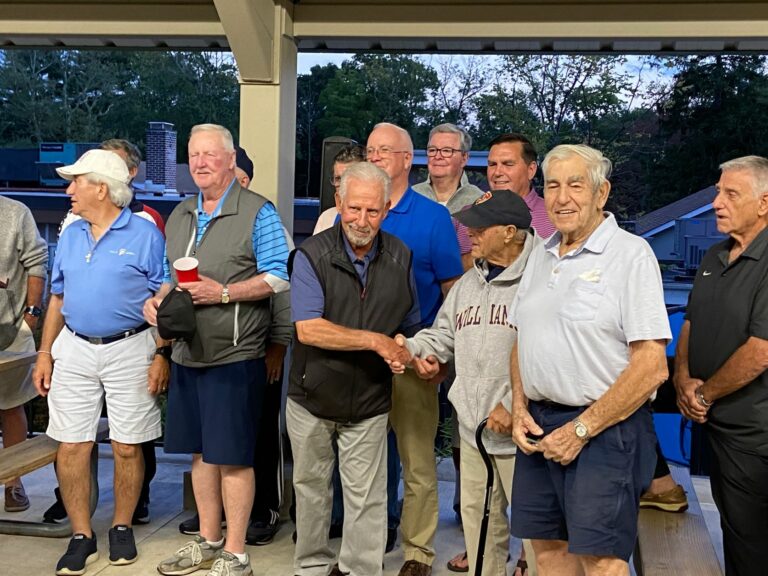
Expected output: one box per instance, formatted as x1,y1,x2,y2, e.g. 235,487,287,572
155,345,173,360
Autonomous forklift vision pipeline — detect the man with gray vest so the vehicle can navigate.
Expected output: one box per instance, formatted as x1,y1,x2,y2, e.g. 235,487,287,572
288,162,419,576
144,124,290,576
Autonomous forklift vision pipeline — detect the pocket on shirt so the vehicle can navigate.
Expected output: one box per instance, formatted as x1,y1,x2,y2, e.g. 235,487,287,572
558,278,606,322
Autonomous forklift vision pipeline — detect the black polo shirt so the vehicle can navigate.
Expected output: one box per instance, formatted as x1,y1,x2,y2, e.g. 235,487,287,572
686,226,768,456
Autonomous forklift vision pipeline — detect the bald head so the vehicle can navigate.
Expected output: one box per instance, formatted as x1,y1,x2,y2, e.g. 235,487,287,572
366,123,413,199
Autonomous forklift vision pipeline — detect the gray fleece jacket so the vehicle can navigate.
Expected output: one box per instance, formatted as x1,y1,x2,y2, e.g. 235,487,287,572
406,231,536,455
0,196,48,349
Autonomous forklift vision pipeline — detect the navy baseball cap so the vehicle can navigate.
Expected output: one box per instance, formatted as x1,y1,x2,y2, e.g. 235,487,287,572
236,145,254,181
452,190,532,229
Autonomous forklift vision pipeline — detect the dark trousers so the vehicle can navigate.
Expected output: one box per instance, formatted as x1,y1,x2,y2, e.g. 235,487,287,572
250,377,283,521
139,441,157,505
708,432,768,576
653,439,670,479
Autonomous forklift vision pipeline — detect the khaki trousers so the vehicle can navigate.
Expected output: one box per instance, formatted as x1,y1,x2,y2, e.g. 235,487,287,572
287,399,388,576
390,369,439,565
460,438,537,576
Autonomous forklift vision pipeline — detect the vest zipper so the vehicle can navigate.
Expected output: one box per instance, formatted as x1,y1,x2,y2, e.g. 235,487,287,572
232,302,240,346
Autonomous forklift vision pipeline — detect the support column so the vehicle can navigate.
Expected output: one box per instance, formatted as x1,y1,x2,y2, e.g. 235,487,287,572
215,0,297,232
238,36,297,233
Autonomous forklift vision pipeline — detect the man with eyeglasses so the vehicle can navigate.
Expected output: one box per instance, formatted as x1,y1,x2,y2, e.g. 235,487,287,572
413,123,483,213
367,122,463,576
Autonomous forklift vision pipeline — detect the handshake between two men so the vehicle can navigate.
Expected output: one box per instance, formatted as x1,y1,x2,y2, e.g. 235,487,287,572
378,333,514,436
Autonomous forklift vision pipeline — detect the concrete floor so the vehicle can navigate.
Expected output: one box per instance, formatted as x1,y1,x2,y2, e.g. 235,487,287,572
0,447,723,576
0,445,526,576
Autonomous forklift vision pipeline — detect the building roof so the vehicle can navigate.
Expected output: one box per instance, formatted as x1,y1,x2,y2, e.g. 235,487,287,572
635,186,716,236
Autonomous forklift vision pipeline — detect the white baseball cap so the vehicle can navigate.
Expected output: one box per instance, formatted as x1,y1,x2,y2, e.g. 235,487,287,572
56,149,130,184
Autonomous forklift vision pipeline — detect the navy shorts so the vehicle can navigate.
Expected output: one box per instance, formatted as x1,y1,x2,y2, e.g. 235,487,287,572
164,359,266,466
510,401,657,560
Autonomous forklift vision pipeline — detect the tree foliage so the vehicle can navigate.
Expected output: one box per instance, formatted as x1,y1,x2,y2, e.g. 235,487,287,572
3,49,768,218
649,55,768,207
0,50,239,161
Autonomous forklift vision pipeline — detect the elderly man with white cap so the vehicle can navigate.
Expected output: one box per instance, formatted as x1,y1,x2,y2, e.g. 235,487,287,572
32,149,167,576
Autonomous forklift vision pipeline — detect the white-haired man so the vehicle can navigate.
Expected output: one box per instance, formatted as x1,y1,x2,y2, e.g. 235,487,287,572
507,144,670,576
289,161,418,576
145,124,290,576
33,149,166,575
676,155,768,576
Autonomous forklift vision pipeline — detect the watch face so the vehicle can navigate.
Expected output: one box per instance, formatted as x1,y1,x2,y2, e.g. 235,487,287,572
575,422,588,438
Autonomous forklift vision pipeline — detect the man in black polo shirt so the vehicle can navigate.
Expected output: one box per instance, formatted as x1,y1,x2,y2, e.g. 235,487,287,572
675,155,768,576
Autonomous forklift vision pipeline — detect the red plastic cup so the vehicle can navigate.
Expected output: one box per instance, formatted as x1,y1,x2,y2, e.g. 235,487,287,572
174,257,199,282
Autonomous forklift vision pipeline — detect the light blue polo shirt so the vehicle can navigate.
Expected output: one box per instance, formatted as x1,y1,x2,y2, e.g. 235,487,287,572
52,208,165,337
161,179,289,284
381,187,463,325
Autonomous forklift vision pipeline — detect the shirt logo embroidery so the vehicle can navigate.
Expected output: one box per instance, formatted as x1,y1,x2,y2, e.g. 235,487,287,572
702,271,712,276
578,269,601,283
110,249,136,256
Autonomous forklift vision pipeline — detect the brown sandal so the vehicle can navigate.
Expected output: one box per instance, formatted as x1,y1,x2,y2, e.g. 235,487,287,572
447,550,469,573
513,558,529,576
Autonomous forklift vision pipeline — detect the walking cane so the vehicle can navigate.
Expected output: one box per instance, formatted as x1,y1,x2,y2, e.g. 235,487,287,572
474,417,494,576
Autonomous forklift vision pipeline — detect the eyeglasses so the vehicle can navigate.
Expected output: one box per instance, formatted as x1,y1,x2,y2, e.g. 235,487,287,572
426,146,465,158
329,176,342,187
365,146,410,159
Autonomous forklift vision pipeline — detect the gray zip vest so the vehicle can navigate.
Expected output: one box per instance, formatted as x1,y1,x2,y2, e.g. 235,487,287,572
165,182,271,367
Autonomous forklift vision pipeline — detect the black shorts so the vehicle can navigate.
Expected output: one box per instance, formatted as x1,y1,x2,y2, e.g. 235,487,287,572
510,401,657,560
164,359,266,466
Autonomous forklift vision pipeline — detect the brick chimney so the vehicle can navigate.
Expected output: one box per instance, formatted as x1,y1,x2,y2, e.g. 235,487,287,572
146,121,177,192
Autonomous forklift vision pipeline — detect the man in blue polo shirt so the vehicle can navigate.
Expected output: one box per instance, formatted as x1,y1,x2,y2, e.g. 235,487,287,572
33,149,167,576
366,122,463,576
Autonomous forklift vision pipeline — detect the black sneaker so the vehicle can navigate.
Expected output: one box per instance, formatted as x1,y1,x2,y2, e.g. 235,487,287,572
132,498,150,525
178,513,227,535
246,511,279,546
44,487,68,524
56,532,98,576
108,525,137,565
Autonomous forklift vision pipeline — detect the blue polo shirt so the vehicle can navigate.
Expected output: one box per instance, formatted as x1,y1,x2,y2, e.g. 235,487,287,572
381,187,463,325
162,179,289,283
52,208,165,337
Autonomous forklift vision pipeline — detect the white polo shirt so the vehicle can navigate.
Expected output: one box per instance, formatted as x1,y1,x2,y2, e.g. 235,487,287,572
511,213,671,406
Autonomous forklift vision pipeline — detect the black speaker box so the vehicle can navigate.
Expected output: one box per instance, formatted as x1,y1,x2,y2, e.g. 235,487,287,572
319,136,357,212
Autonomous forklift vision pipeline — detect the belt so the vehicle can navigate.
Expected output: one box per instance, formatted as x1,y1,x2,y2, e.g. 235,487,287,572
533,399,652,411
533,400,583,411
68,323,150,345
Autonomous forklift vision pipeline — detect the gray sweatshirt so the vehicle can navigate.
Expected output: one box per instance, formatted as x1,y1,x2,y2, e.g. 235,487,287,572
0,196,48,348
406,231,536,454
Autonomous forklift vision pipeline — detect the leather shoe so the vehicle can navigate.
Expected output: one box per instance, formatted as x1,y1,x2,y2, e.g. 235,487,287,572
4,484,30,512
398,560,432,576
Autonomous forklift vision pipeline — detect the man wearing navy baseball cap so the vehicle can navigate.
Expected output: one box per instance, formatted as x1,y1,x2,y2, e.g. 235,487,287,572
393,188,538,576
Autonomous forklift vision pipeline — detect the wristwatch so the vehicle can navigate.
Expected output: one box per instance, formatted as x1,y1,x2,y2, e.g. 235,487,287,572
573,418,591,442
221,286,230,304
155,345,173,361
24,306,42,317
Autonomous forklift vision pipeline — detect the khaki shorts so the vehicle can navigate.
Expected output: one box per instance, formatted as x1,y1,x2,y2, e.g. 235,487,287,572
0,321,38,410
46,327,161,444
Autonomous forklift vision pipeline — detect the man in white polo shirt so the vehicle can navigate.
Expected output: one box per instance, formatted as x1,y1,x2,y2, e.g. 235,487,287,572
505,144,670,576
32,149,167,576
